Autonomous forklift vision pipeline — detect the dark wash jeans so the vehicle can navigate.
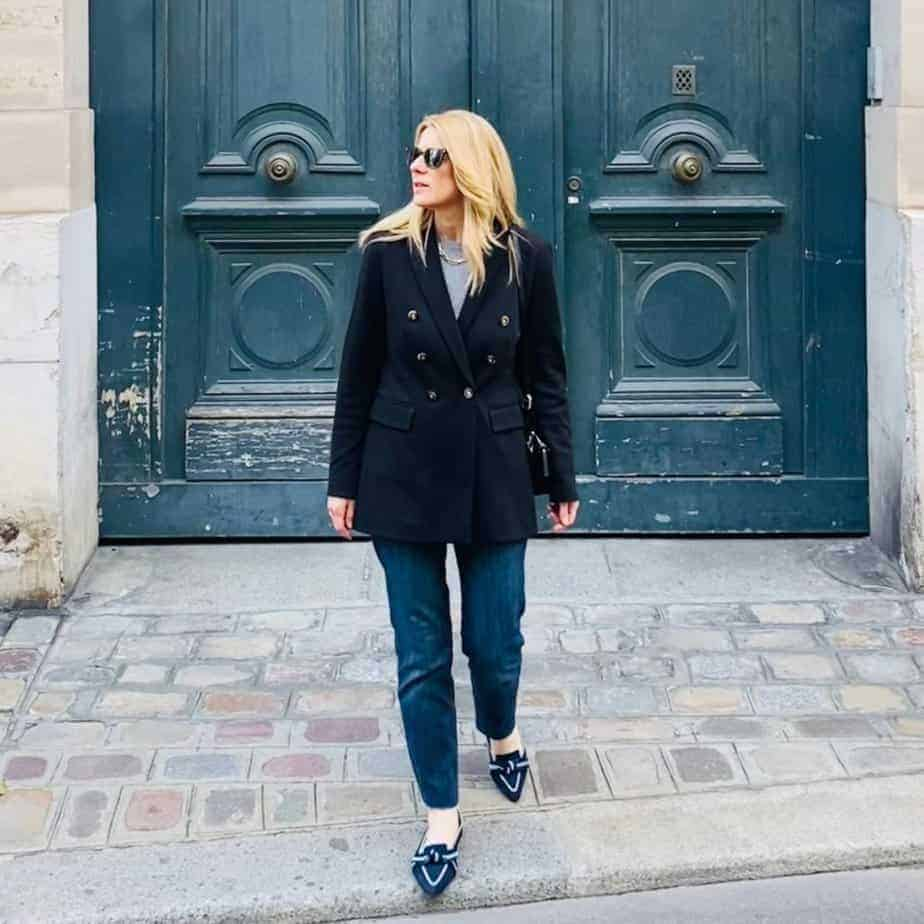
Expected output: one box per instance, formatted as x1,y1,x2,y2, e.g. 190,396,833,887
371,535,528,809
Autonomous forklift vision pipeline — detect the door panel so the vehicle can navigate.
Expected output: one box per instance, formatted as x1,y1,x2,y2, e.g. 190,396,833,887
92,0,869,536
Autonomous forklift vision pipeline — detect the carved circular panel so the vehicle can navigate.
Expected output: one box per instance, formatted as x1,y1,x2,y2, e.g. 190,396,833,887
636,263,735,367
233,264,329,369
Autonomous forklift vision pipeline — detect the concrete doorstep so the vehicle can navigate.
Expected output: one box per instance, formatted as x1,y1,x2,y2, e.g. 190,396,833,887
2,771,923,924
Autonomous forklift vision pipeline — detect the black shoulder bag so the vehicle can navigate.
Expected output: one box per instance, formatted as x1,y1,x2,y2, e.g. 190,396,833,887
513,255,552,496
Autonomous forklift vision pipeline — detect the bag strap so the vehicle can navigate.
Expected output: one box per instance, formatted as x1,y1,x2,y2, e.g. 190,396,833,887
513,238,533,412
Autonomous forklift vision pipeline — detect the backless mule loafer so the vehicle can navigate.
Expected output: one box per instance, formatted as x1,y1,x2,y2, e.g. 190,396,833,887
410,808,463,896
486,735,530,802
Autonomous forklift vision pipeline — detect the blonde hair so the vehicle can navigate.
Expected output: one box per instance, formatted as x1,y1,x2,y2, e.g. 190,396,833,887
357,108,528,293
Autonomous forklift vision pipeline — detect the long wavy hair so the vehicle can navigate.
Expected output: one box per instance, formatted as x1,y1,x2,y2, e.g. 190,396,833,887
357,109,529,293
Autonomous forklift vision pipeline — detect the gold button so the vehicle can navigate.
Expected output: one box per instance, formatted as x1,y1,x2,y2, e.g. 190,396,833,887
499,314,510,326
427,389,438,400
486,353,496,364
416,351,427,361
407,309,419,320
463,387,474,399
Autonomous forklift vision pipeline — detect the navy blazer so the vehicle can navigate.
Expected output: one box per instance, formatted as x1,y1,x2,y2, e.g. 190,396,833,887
327,222,578,543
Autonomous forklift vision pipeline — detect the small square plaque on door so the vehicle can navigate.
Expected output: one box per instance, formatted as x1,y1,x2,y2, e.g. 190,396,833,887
672,65,696,95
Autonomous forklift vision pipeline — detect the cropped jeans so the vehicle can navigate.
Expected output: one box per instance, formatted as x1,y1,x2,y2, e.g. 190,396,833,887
371,535,528,809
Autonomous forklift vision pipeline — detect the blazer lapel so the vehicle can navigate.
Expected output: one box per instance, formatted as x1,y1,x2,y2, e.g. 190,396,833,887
408,224,511,387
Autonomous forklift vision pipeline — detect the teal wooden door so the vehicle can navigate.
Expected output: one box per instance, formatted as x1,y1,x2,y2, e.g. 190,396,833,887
92,0,869,537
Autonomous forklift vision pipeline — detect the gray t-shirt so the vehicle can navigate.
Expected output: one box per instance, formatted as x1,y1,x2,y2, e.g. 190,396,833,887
437,235,470,318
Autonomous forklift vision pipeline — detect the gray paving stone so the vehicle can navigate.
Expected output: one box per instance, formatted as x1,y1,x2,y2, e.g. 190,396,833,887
58,616,148,639
336,658,397,685
149,613,238,635
346,747,415,780
578,604,659,627
323,607,390,630
830,600,909,625
645,627,733,651
51,785,121,849
750,603,826,625
688,653,765,682
93,690,190,718
17,721,107,749
787,715,882,738
524,603,578,626
532,746,609,803
665,604,756,626
173,663,257,687
106,720,202,749
59,751,150,783
761,653,844,682
154,750,250,781
736,742,846,784
0,678,26,710
733,627,818,650
263,783,316,829
821,626,891,648
558,629,599,654
834,684,912,712
596,627,645,652
749,684,837,714
191,784,262,836
262,659,338,686
38,664,117,689
519,656,600,685
112,636,192,661
117,664,171,685
24,691,75,719
597,745,676,798
316,781,415,823
668,685,751,714
662,743,748,790
44,637,118,663
239,610,324,633
286,630,367,657
834,743,924,776
694,716,787,740
615,655,680,681
841,652,920,683
584,685,661,715
2,616,60,646
573,716,696,742
197,634,280,659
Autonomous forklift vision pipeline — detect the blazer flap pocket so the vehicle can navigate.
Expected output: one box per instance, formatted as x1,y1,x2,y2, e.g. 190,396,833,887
489,402,525,432
369,395,415,430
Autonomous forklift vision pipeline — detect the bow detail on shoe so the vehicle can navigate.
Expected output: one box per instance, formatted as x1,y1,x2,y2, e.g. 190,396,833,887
487,740,530,802
412,843,459,867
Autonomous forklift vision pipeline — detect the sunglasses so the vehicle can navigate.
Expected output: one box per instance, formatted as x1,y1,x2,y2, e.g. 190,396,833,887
405,145,450,169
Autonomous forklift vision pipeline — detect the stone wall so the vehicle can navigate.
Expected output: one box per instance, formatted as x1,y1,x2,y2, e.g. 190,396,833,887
0,0,97,605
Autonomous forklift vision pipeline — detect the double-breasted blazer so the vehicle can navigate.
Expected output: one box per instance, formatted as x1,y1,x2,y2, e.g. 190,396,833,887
327,221,578,543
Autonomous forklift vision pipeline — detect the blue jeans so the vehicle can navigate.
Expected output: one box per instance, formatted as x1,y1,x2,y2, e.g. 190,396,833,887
371,535,528,809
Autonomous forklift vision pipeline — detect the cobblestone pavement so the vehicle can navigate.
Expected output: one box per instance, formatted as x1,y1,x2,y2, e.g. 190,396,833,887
3,540,924,856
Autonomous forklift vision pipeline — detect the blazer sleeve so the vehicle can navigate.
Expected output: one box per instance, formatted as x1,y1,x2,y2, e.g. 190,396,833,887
525,238,579,503
327,240,387,499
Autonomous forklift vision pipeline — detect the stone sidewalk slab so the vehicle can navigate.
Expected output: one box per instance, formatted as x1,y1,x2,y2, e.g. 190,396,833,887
0,773,922,924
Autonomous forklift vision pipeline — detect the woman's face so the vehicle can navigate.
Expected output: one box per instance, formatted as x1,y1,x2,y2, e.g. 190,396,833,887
409,126,461,210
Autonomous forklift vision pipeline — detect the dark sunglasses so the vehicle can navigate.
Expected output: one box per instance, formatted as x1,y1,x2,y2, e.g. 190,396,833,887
405,145,450,169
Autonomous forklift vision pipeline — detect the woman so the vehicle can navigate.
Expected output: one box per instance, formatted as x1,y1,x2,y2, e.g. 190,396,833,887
326,109,580,896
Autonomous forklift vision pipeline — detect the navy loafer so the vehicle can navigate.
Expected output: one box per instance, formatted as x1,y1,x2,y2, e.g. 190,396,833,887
487,735,529,802
411,808,463,896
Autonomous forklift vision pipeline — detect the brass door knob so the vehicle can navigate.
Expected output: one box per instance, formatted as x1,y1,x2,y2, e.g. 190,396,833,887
671,150,704,184
265,152,297,184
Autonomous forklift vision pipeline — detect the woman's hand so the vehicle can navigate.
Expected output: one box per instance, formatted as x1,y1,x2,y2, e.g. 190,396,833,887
327,496,356,539
547,499,579,532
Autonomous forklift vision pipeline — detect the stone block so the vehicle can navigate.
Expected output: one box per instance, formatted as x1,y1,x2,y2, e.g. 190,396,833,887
345,747,415,781
112,637,191,661
787,716,882,738
693,717,786,740
17,721,106,748
841,653,920,683
762,653,844,682
316,781,415,823
173,663,257,687
597,745,676,798
1,752,58,784
299,716,383,744
263,659,338,686
191,784,261,836
688,653,765,682
292,685,394,715
251,748,343,782
286,629,366,657
117,664,170,685
584,685,661,715
198,691,287,718
0,648,40,673
835,685,911,712
263,783,316,829
2,616,59,646
819,627,889,649
532,746,609,803
323,606,390,630
736,742,845,785
110,786,190,845
153,750,250,781
665,604,755,626
834,743,924,776
106,720,201,749
733,628,818,650
579,604,658,627
750,604,826,625
0,788,59,852
0,677,26,710
93,691,189,717
645,627,733,651
749,684,837,714
196,634,279,659
52,786,120,849
59,751,149,783
662,743,748,790
831,601,908,624
204,720,290,748
668,685,750,714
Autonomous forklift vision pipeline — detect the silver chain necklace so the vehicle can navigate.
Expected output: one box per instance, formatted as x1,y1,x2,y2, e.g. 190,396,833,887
437,236,467,265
